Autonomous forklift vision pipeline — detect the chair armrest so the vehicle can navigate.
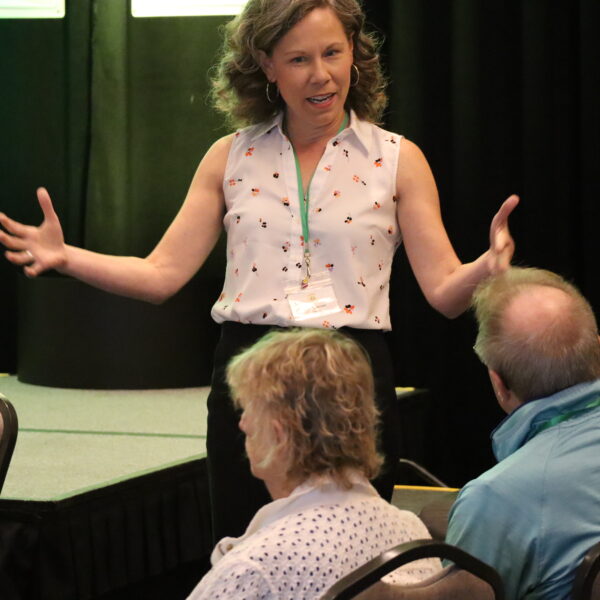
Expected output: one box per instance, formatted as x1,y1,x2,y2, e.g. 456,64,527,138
353,568,496,600
321,539,505,600
572,540,600,600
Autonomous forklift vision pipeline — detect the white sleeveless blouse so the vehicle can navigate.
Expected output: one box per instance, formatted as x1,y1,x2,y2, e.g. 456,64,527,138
211,111,402,330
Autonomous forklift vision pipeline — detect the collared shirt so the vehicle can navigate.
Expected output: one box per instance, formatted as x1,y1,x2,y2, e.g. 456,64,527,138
446,379,600,600
211,111,402,330
187,473,441,599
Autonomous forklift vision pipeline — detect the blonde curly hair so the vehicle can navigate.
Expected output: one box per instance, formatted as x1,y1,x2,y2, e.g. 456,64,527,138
226,328,382,488
210,0,388,129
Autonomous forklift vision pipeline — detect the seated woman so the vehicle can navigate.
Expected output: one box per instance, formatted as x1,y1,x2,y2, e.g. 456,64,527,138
187,328,440,599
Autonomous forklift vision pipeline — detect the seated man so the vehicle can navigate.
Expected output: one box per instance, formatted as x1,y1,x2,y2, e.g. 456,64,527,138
445,267,600,599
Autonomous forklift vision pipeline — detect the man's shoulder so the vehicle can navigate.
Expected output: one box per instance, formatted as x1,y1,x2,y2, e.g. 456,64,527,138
467,445,539,485
451,448,546,520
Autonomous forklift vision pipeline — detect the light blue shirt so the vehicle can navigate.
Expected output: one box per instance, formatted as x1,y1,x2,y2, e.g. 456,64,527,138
446,379,600,600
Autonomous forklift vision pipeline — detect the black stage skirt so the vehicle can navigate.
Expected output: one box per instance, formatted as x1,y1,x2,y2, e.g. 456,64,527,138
205,322,401,545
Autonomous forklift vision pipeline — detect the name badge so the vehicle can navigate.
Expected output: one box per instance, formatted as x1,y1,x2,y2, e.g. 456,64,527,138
285,272,341,322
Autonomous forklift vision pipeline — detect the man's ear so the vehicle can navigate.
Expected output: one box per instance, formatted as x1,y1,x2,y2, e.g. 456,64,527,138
258,50,275,82
488,369,521,414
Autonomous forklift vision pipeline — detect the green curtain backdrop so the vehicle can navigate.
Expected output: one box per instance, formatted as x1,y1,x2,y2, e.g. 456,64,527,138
0,0,229,373
85,0,228,262
0,0,92,373
1,0,599,483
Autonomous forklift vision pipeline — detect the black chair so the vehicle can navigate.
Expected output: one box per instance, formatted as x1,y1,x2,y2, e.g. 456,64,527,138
397,458,449,489
572,541,600,600
321,539,505,600
0,394,18,493
395,458,455,541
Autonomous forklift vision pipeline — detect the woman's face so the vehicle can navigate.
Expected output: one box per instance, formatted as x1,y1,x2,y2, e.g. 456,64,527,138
238,400,276,480
261,6,354,131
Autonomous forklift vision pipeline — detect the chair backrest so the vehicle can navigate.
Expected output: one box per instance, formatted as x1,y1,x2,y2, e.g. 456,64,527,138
0,394,18,493
321,539,505,600
397,458,449,488
572,541,600,600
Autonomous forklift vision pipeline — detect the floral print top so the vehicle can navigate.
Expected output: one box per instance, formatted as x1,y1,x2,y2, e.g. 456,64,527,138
211,111,402,330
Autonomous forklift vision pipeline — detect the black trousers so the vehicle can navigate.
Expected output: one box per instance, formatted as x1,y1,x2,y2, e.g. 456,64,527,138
206,322,401,545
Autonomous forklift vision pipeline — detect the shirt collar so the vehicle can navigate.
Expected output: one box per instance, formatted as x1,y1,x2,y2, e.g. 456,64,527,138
247,110,373,154
491,378,600,462
345,110,374,154
247,111,285,142
210,469,377,565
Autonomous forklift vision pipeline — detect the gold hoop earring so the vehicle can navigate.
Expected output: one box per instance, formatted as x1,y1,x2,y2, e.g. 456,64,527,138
350,64,360,87
266,81,279,103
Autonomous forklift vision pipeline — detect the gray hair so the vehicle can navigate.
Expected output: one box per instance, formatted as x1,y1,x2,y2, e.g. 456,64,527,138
472,267,600,401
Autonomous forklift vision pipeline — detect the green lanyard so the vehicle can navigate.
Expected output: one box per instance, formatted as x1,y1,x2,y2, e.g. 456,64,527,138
532,395,600,436
291,113,349,287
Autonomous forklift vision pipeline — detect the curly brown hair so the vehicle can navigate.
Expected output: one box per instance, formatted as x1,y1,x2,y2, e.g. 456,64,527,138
226,328,382,488
210,0,387,129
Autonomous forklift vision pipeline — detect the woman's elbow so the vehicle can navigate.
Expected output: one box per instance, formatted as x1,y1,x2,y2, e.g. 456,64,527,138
142,261,184,304
426,292,467,320
146,292,169,305
144,283,178,305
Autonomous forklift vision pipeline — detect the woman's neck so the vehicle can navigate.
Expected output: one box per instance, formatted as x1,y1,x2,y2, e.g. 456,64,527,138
284,111,347,150
265,475,304,500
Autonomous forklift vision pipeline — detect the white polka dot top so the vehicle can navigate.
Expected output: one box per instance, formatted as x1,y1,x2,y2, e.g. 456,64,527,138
187,473,441,599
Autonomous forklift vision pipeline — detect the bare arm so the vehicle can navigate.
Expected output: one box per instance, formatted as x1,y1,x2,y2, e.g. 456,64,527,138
0,135,232,304
396,139,518,318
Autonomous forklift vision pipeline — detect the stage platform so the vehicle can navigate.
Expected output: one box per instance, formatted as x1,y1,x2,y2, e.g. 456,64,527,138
0,376,212,600
0,376,208,502
0,377,456,599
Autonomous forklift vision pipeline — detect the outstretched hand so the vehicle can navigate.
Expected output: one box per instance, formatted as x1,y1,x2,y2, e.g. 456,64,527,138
488,194,519,275
0,187,67,277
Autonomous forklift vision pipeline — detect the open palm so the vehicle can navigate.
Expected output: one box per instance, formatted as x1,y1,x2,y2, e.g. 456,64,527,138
0,187,67,277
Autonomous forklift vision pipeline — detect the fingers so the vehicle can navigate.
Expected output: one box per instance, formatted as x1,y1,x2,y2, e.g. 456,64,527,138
23,263,42,279
489,231,515,274
491,195,518,248
491,194,519,230
495,246,513,272
5,249,35,267
4,248,43,279
0,232,28,252
1,188,56,278
501,193,520,215
488,195,518,275
37,187,58,222
0,212,30,239
492,230,515,269
492,226,514,254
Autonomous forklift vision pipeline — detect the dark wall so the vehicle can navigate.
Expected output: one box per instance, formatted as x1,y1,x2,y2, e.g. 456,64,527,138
375,0,600,484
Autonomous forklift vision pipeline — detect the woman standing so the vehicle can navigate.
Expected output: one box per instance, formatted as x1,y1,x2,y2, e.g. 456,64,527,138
0,0,517,543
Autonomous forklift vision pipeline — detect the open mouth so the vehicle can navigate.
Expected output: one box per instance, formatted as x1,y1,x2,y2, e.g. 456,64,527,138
307,93,335,104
